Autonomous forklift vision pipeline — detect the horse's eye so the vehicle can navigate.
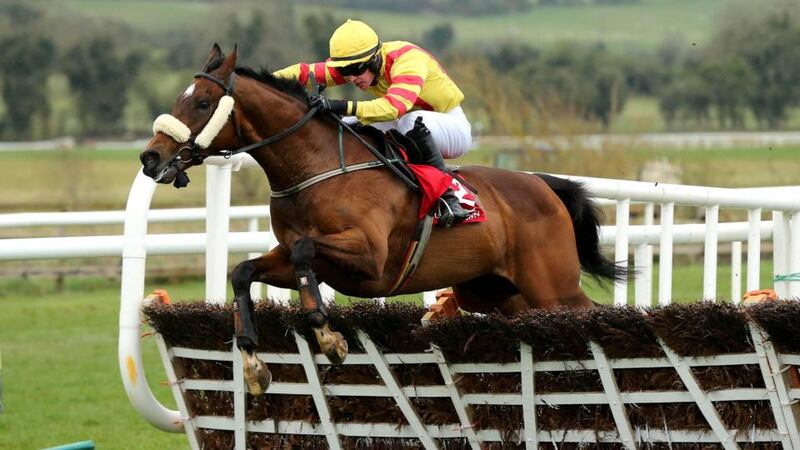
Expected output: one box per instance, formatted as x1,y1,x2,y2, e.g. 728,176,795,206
196,100,210,110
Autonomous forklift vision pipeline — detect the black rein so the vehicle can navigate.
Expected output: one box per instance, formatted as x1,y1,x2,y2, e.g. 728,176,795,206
188,70,419,192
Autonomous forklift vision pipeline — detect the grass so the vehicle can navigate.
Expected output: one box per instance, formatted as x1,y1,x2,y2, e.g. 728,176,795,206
0,148,269,213
583,260,775,304
57,0,213,35
0,256,777,448
59,0,743,52
0,278,197,449
633,146,800,187
485,142,800,188
612,96,800,134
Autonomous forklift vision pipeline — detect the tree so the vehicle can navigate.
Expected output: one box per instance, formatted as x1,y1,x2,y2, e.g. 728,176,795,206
698,57,754,129
657,75,711,129
709,5,800,128
214,1,299,68
0,2,41,28
226,9,265,63
62,38,142,136
422,23,454,56
0,34,55,139
302,12,341,59
518,44,627,129
487,42,540,71
621,50,668,96
587,62,627,129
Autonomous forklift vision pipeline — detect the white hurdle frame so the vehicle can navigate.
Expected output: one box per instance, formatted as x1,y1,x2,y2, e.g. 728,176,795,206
153,328,800,449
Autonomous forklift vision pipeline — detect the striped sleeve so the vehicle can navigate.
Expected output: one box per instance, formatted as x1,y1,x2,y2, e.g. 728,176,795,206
273,62,348,89
353,57,429,124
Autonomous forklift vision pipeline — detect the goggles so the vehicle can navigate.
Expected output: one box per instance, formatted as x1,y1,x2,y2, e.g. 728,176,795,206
338,61,370,77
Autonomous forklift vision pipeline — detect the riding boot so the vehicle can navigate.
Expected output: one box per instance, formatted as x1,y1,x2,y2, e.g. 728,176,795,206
405,117,470,227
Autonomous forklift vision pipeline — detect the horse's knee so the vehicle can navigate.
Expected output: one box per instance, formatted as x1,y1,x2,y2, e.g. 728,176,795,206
232,260,257,294
290,237,315,271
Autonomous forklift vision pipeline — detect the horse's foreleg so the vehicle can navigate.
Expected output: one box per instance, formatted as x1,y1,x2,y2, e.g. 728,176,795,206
291,237,348,364
229,245,295,395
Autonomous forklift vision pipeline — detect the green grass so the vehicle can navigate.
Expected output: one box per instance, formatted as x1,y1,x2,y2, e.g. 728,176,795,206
0,148,269,213
612,96,800,134
619,145,800,187
60,0,743,52
0,278,200,449
583,260,775,304
58,0,213,35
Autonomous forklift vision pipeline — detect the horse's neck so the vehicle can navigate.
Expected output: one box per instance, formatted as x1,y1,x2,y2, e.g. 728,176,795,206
237,83,343,190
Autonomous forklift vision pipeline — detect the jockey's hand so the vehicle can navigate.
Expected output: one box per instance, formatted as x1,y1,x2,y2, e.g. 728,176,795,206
309,95,348,115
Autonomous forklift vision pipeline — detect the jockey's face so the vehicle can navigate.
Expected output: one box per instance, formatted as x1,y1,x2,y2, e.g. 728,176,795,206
347,68,376,91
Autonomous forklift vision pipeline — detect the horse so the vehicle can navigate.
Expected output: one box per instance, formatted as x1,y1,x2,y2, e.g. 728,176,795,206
140,45,626,395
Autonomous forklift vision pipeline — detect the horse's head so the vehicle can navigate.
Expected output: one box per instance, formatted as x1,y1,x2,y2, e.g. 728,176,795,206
140,44,241,187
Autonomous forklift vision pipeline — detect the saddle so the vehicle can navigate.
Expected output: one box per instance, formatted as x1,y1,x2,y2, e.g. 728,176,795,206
355,124,483,223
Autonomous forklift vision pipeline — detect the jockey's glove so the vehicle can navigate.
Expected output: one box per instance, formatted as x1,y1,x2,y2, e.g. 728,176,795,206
309,95,348,116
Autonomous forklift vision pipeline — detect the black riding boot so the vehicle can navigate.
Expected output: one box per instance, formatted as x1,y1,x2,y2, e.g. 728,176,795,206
405,117,469,227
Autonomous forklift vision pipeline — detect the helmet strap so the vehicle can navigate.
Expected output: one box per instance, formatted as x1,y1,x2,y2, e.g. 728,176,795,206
368,53,383,86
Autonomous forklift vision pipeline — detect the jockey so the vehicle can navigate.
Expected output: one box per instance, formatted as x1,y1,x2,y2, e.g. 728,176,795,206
274,19,472,225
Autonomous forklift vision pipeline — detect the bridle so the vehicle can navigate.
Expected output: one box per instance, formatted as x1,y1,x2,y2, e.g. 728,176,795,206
152,70,321,170
176,71,241,165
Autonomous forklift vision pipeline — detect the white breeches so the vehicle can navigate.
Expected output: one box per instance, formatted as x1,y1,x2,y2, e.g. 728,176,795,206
367,106,472,159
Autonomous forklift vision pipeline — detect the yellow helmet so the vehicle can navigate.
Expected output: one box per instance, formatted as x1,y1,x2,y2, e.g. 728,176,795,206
328,19,381,68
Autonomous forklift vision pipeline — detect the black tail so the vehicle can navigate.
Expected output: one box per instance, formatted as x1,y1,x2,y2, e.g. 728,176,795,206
536,173,628,284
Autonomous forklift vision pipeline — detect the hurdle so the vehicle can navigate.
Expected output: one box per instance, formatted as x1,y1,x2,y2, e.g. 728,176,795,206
119,158,800,448
142,300,800,449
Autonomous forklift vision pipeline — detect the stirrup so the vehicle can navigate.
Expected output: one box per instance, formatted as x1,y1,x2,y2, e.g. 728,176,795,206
436,197,455,228
436,192,469,228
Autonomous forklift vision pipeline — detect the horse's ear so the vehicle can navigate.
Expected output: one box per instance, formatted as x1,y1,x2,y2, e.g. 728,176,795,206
203,43,224,72
218,44,238,78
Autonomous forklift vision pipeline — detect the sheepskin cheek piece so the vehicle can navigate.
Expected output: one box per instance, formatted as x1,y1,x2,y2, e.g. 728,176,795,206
195,95,234,149
152,114,190,143
151,95,235,149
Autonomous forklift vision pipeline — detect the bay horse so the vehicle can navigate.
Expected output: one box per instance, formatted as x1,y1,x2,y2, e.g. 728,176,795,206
140,45,625,395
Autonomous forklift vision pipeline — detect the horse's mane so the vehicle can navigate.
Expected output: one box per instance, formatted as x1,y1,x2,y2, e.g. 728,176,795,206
235,66,310,104
203,55,310,104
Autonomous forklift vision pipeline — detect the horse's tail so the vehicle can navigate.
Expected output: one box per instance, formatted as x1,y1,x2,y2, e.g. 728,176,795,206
535,173,628,284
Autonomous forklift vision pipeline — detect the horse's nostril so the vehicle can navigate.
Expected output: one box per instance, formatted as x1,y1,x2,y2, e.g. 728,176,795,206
140,150,160,168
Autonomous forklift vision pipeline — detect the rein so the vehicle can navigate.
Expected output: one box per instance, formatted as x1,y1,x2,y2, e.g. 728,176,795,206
152,70,420,194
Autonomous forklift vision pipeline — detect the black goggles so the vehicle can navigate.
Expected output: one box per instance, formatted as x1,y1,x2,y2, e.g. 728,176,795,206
337,61,370,77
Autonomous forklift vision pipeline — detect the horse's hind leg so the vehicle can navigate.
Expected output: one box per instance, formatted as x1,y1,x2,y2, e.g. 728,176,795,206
230,245,296,395
512,220,594,309
291,237,348,364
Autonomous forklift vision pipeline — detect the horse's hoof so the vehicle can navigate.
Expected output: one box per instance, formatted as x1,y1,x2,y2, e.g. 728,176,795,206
241,350,271,396
326,331,348,364
315,328,348,364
